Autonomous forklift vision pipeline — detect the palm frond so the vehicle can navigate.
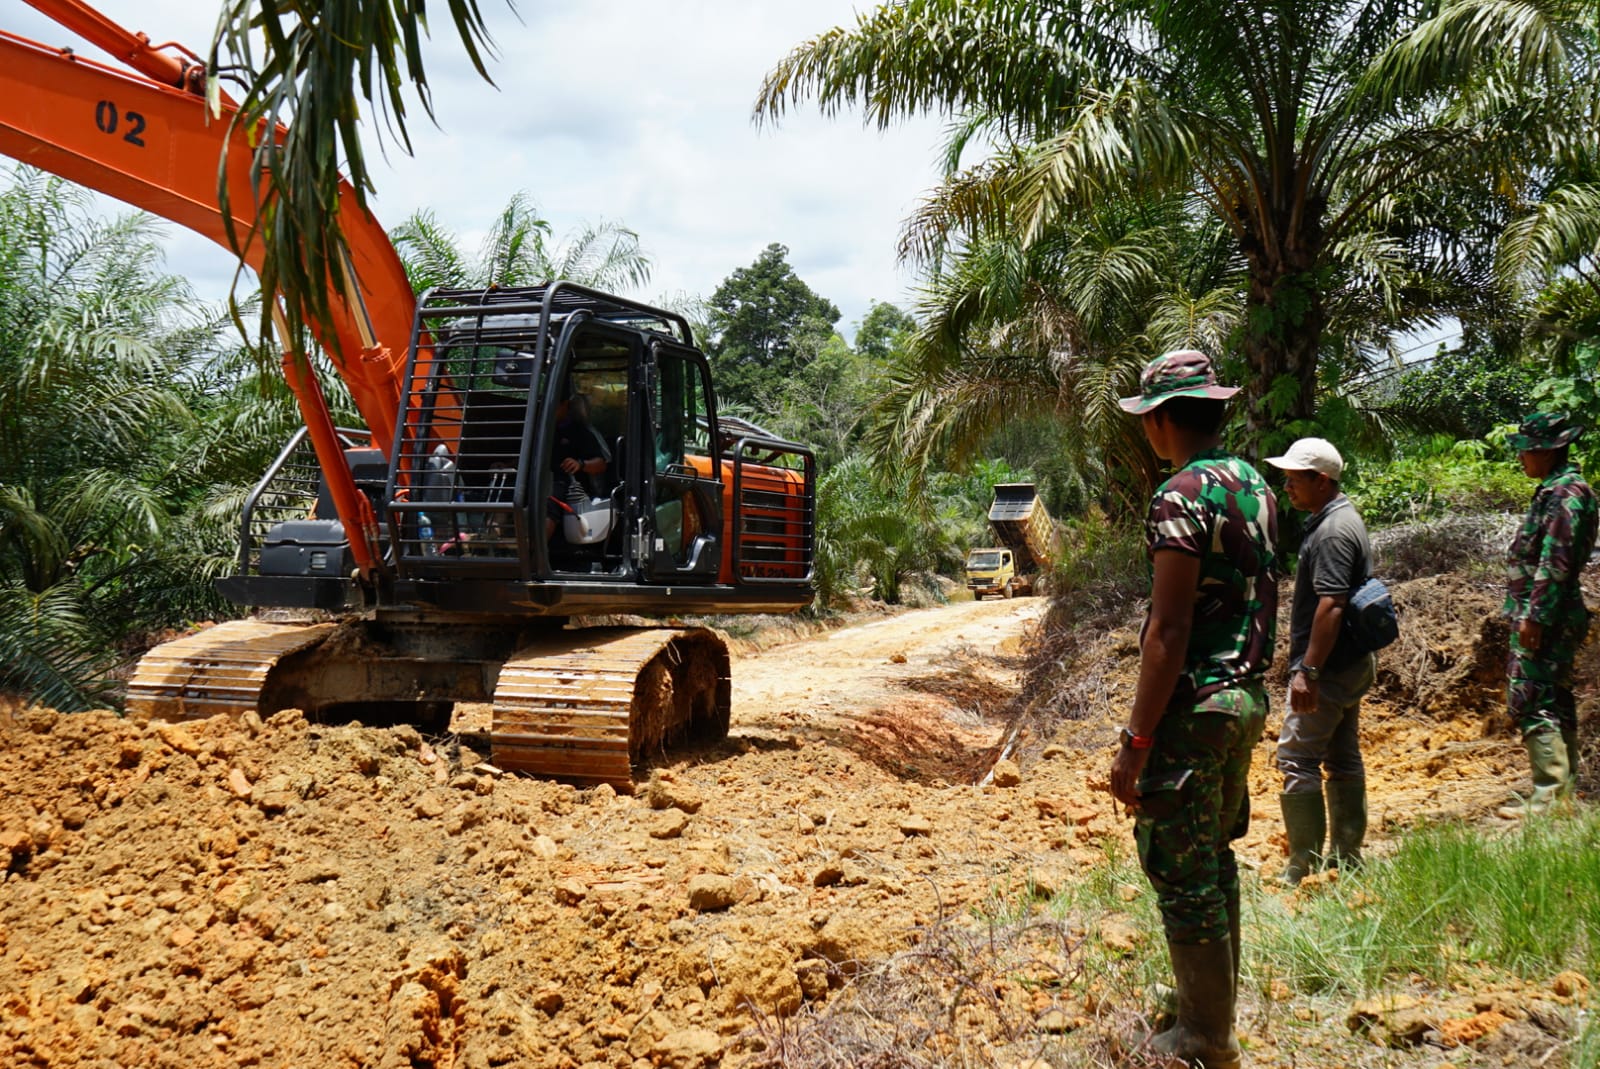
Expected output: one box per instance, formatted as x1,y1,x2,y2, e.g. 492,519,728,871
209,0,502,352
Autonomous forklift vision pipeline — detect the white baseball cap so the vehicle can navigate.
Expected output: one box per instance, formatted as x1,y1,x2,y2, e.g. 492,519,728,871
1264,437,1344,479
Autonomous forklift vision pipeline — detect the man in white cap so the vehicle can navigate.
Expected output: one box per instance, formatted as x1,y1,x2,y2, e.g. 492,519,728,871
1264,437,1374,884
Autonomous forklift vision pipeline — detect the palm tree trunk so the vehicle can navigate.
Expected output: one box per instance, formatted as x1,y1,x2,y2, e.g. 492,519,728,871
1239,242,1326,453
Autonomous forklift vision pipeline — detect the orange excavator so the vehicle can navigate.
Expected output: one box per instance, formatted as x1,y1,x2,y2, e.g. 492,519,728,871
2,1,816,788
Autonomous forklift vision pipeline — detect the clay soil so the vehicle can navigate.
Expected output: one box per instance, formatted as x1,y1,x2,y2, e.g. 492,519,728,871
0,577,1586,1069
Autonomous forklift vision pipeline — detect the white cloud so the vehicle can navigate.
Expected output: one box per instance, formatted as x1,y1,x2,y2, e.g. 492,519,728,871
5,0,949,339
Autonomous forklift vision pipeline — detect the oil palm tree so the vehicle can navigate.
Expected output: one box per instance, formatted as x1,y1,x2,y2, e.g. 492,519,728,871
1497,141,1600,369
0,169,226,708
758,0,1598,441
864,190,1244,507
389,192,653,294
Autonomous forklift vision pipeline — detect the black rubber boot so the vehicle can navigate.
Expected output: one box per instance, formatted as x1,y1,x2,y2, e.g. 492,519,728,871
1279,790,1325,885
1148,938,1242,1069
1324,778,1367,871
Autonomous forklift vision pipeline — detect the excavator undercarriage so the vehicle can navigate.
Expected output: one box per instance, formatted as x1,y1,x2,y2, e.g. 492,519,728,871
125,617,732,789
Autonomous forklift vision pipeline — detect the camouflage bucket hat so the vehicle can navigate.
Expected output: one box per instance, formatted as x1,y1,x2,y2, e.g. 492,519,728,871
1509,411,1584,452
1118,349,1240,415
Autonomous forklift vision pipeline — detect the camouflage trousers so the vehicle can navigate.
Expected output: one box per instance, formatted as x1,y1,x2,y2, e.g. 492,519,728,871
1134,682,1268,944
1508,608,1590,736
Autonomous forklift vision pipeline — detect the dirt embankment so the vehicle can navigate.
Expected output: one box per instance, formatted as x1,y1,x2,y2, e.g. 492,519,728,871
0,577,1572,1068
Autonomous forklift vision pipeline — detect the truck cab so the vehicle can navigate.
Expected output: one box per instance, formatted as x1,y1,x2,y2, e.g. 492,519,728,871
965,547,1023,599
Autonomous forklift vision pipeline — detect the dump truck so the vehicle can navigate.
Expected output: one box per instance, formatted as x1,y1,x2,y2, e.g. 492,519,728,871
965,483,1058,599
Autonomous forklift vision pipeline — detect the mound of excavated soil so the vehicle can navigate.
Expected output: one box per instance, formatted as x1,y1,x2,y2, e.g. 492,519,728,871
0,577,1584,1068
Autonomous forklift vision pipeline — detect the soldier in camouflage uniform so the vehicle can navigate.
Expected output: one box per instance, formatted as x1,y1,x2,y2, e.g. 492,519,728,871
1499,412,1598,819
1110,349,1278,1069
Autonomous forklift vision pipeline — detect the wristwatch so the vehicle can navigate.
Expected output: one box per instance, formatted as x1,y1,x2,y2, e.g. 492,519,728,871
1120,727,1154,750
1299,664,1322,682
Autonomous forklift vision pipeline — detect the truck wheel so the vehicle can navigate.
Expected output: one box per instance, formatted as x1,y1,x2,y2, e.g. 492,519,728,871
1002,581,1015,599
972,591,984,601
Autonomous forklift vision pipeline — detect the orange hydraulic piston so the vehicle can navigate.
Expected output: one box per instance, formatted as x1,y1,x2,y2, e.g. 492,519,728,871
20,0,203,92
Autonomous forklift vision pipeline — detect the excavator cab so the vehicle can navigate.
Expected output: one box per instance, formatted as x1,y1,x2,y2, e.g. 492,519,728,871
221,282,815,620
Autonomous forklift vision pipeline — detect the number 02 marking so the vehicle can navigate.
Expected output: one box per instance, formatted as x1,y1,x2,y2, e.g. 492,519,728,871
94,101,147,148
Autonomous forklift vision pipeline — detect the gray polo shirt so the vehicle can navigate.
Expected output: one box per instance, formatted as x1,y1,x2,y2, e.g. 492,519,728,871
1289,493,1371,667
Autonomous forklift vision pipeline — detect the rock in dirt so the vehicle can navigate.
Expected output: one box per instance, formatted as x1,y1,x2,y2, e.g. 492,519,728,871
646,771,704,814
1552,970,1591,1001
687,874,737,911
650,809,690,839
708,942,802,1017
899,812,933,836
1437,1010,1511,1048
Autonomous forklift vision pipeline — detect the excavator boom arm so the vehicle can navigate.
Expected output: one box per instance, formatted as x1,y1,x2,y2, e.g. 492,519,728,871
0,8,419,577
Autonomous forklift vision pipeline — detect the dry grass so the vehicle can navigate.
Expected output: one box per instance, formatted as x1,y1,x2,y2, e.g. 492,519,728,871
1370,513,1518,582
739,899,1173,1069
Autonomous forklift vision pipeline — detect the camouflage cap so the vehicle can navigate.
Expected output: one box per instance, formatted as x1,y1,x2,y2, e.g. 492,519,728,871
1118,349,1240,415
1509,412,1584,452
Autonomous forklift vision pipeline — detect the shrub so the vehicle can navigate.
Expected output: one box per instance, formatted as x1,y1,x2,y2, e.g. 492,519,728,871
1347,435,1527,525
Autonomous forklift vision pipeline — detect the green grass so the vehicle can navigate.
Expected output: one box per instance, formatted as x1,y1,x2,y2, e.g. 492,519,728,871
1250,812,1600,994
1037,811,1600,1026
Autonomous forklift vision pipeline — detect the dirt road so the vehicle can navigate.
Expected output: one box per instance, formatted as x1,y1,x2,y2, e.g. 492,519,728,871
732,596,1044,752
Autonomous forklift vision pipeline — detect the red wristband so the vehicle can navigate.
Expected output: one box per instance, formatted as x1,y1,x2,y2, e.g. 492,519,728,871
1120,727,1154,750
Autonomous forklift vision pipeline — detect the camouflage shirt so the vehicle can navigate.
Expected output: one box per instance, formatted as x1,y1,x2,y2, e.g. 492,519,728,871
1145,448,1280,703
1504,462,1598,626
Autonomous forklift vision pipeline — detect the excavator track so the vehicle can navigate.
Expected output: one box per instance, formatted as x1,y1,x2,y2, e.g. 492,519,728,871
491,627,730,789
126,619,731,790
124,620,338,722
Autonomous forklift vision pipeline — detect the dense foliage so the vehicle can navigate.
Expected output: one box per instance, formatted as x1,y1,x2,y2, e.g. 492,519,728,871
0,171,248,709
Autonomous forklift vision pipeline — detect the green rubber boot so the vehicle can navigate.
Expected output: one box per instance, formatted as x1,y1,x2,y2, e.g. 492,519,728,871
1152,889,1243,1024
1562,727,1581,799
1497,728,1570,819
1279,790,1326,885
1325,778,1367,872
1226,882,1241,998
1148,939,1242,1069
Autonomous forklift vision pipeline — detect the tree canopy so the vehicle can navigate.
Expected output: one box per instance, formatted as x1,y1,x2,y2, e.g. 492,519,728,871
705,243,842,410
758,0,1600,451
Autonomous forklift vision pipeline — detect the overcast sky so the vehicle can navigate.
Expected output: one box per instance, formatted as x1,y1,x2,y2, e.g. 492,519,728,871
8,1,949,341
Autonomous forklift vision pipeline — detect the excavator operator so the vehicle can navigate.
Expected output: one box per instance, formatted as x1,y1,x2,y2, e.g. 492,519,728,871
546,393,612,541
